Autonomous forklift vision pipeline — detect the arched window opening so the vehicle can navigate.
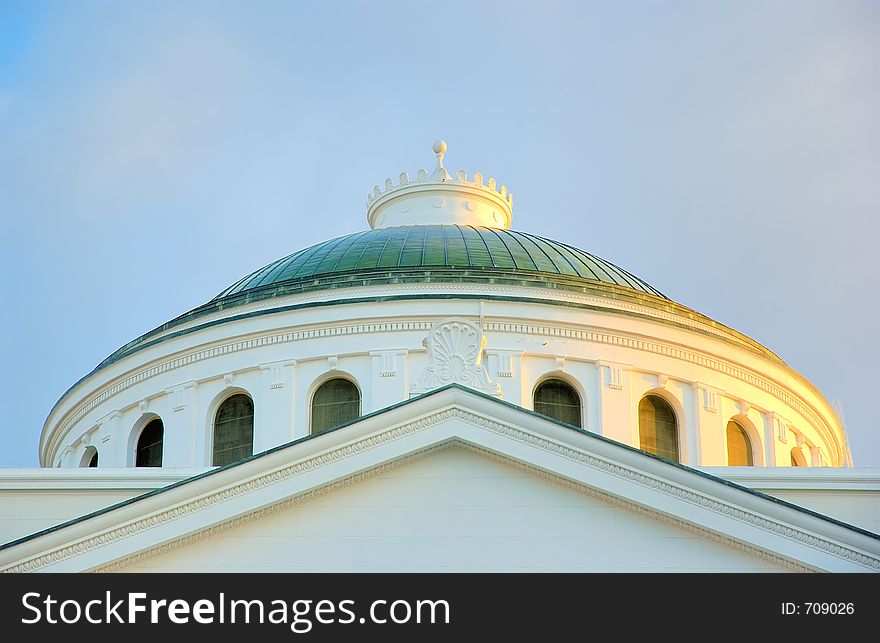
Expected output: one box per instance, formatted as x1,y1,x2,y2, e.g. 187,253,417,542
533,379,582,427
81,446,98,468
726,420,754,466
638,395,679,462
311,378,361,434
212,394,254,466
136,418,164,467
790,447,807,467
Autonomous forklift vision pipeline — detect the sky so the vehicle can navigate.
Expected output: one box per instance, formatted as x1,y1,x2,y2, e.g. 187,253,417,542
1,1,878,467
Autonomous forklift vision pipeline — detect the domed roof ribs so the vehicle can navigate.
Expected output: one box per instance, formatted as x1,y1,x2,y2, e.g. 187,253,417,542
355,226,389,269
302,233,358,276
370,226,396,268
616,264,667,299
417,226,431,266
585,249,654,294
328,229,373,273
581,250,631,287
216,246,302,297
480,227,516,269
437,224,467,266
350,226,385,270
455,224,474,266
255,244,313,288
540,236,603,281
376,226,408,268
271,238,333,284
423,225,447,266
215,271,256,299
489,226,538,271
512,230,577,276
396,225,418,267
464,225,497,268
574,249,621,284
507,229,561,273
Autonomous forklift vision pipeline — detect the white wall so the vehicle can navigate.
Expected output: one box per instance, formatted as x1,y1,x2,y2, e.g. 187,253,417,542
114,448,788,572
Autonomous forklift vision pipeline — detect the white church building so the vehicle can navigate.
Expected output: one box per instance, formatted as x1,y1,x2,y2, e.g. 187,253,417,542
1,142,878,572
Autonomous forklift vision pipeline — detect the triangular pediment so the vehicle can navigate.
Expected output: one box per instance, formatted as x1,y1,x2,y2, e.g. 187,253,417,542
2,386,878,572
109,444,797,572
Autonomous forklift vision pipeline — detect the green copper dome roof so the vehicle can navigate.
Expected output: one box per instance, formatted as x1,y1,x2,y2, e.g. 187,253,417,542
214,225,666,301
93,224,668,371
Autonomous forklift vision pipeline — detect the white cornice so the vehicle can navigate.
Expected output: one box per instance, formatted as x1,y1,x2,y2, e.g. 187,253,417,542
703,467,880,491
134,282,758,350
0,468,207,491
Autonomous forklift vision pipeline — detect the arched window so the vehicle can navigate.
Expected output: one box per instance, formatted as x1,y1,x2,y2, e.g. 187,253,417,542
726,420,753,466
81,446,98,468
638,394,679,462
212,394,254,466
533,379,582,427
311,378,360,434
136,418,164,467
790,447,807,467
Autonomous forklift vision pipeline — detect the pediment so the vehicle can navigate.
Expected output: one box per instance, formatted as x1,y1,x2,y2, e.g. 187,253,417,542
108,444,792,572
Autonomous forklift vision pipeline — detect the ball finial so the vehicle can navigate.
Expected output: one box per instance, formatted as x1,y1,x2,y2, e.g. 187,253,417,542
432,139,447,155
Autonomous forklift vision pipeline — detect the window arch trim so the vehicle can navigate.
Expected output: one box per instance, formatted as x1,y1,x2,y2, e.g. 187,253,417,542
210,390,255,467
309,374,362,434
637,390,682,463
135,418,164,468
203,387,255,465
531,375,584,428
128,413,164,467
725,414,762,466
80,446,98,468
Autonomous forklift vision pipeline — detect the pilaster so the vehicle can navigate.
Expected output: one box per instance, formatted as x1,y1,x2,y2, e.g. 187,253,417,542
596,361,634,447
163,381,198,467
257,361,296,451
369,351,408,411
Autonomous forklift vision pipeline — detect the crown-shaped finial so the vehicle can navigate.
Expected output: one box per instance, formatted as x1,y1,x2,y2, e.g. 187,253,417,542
366,140,513,230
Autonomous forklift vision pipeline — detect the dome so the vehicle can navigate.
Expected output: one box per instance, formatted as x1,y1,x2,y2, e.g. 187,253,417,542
213,225,667,303
42,140,848,475
97,224,667,370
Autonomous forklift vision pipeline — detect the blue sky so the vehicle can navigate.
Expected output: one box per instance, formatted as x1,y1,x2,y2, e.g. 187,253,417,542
1,1,878,466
